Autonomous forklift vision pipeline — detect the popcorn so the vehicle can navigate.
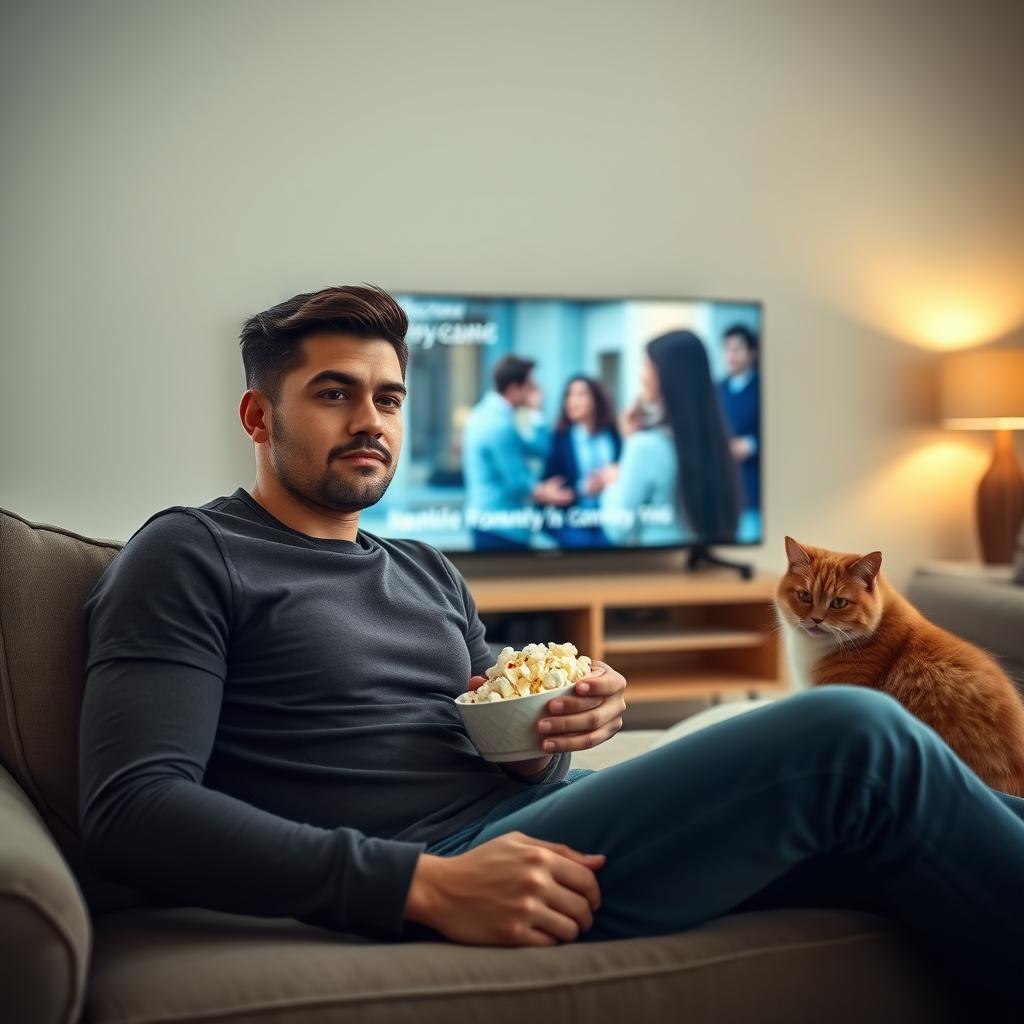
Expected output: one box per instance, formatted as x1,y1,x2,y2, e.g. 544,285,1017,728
461,642,593,703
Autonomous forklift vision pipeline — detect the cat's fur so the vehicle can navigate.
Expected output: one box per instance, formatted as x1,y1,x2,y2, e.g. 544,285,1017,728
776,536,1024,797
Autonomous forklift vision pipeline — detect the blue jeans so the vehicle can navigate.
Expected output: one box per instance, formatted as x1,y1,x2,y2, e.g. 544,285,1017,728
425,686,1024,1011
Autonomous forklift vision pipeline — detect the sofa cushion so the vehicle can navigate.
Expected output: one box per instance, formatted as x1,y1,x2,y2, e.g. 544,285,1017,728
0,763,91,1024
0,506,147,916
570,729,663,771
905,569,1024,694
83,904,963,1023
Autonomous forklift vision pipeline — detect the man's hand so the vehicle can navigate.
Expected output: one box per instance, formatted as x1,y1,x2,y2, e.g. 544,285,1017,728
468,660,628,759
535,660,628,753
618,398,646,439
729,436,755,461
532,476,574,506
404,833,606,945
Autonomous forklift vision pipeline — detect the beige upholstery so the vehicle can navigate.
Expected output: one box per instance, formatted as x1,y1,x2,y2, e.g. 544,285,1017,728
0,505,965,1023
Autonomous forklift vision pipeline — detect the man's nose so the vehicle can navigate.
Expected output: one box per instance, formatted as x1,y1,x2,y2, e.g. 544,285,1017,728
350,397,385,435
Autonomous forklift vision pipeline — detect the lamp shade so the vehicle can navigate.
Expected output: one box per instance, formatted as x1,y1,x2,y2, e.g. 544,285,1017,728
940,348,1024,430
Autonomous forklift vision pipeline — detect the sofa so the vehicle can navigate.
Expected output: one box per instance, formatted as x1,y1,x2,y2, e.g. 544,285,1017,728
0,505,970,1023
906,560,1024,697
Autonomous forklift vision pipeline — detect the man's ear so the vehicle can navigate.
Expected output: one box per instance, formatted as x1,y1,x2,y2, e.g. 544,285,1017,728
784,536,811,569
849,551,883,592
239,390,270,444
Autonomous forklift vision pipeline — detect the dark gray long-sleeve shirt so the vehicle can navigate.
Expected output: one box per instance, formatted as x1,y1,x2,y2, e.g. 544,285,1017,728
78,487,569,940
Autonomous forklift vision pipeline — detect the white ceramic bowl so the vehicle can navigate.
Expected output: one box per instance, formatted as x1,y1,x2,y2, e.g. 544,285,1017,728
454,682,577,762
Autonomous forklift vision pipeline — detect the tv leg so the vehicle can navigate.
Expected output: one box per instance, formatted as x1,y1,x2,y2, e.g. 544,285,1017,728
685,545,755,581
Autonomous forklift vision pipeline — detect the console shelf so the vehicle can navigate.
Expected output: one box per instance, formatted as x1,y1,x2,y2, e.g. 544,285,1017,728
469,569,790,704
603,628,764,654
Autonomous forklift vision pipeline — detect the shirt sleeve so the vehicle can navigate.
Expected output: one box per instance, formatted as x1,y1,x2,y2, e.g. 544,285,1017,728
486,419,538,503
79,511,425,941
503,750,572,785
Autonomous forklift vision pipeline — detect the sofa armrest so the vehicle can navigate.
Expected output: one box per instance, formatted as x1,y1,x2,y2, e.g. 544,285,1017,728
906,572,1024,693
0,762,91,1024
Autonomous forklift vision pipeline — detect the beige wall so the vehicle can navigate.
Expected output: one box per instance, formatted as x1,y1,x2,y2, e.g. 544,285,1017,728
2,0,1022,588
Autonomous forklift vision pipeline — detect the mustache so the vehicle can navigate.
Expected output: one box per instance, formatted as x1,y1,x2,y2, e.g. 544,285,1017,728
332,437,392,464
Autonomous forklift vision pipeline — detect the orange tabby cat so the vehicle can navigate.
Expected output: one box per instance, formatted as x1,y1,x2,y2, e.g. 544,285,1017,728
776,536,1024,797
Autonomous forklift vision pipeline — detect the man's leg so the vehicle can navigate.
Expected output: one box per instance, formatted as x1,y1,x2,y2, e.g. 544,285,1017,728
460,686,1024,1009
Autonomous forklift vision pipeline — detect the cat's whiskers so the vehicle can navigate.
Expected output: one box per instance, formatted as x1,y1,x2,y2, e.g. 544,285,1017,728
830,625,867,655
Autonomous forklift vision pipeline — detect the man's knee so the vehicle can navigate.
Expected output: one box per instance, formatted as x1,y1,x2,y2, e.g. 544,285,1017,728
793,685,913,744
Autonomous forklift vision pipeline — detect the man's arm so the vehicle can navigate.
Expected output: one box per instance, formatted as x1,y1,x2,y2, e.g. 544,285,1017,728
79,510,425,940
79,657,426,939
440,548,571,787
501,754,555,781
485,419,539,503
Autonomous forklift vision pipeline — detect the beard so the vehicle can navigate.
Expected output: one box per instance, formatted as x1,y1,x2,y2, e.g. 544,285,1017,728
270,413,396,513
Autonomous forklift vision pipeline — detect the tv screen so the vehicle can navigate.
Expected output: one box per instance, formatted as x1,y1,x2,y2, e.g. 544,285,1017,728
359,293,762,554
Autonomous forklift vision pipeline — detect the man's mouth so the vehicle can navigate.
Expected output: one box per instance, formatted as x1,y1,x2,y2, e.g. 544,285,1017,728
338,449,387,464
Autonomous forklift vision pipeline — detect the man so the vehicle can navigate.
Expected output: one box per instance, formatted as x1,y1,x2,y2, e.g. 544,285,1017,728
462,355,573,550
78,286,1024,1010
717,323,760,512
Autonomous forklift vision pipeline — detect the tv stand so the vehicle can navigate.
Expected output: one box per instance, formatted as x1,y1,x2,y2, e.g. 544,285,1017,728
469,569,789,705
686,545,754,581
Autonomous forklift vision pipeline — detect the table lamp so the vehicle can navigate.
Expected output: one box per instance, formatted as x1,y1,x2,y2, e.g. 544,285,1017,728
940,347,1024,564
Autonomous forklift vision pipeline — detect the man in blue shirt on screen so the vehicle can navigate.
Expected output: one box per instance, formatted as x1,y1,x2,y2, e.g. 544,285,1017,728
718,323,762,544
461,355,573,549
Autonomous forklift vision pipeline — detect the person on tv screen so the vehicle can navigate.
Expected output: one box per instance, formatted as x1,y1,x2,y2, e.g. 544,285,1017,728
599,330,740,546
462,355,573,550
718,323,761,516
541,375,622,548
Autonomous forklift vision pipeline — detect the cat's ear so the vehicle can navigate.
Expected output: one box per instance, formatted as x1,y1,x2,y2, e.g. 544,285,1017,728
784,536,811,569
849,551,883,592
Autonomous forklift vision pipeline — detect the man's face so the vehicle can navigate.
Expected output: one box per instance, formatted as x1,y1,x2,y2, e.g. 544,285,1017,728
507,372,541,409
262,333,405,512
724,334,755,377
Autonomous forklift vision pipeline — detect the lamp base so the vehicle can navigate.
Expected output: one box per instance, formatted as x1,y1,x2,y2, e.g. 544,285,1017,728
977,430,1024,565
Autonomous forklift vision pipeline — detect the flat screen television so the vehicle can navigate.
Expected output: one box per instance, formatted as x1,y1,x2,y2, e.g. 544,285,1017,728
358,292,763,555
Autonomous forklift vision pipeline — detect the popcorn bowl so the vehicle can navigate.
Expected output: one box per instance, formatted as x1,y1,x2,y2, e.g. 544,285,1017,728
455,681,578,762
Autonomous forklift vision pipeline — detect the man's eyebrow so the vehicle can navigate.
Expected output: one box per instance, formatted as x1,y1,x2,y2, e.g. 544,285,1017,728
304,370,407,397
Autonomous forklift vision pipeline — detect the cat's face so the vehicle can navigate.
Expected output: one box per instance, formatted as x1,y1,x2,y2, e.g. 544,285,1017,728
776,537,884,642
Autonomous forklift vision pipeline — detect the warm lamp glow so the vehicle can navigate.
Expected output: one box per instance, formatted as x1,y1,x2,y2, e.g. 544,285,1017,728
940,349,1024,428
917,306,1000,352
853,270,1024,351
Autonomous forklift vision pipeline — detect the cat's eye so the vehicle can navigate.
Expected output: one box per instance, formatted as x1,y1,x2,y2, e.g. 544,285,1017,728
796,590,812,603
831,597,849,609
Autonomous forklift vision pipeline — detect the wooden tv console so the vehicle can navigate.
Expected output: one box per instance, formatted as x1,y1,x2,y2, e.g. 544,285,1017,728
468,569,791,704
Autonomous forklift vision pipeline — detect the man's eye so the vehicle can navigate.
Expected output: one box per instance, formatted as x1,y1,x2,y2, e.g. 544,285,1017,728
321,390,347,400
796,590,812,603
831,597,849,609
378,397,402,409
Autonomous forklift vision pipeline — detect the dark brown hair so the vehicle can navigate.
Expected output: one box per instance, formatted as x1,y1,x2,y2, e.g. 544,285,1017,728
555,375,617,434
239,284,409,406
492,355,535,395
646,330,741,541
